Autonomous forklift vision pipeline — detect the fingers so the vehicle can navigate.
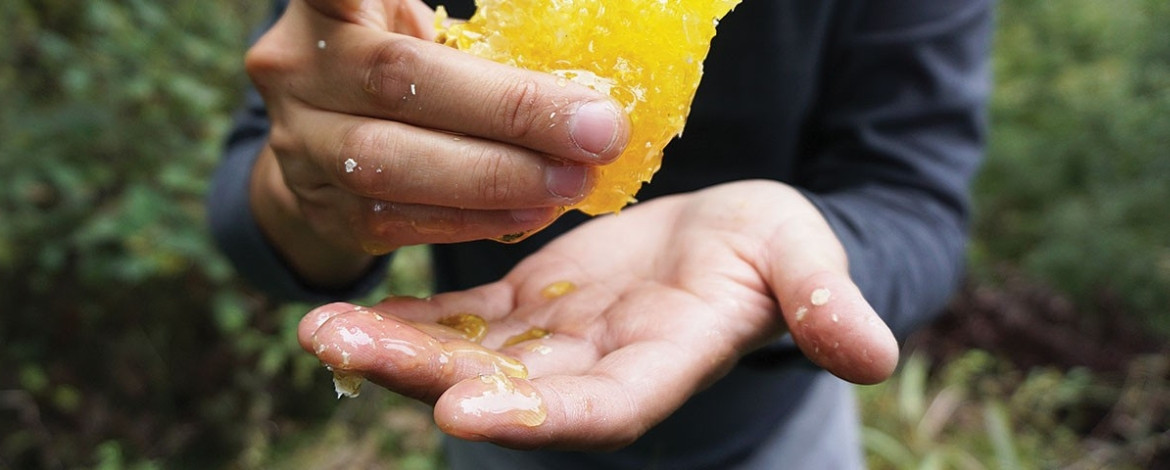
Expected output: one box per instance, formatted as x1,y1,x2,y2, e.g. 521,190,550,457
300,302,529,404
433,341,711,450
321,31,628,164
246,0,630,247
280,107,593,209
759,199,900,384
777,271,898,385
250,3,629,165
283,180,561,254
300,291,708,450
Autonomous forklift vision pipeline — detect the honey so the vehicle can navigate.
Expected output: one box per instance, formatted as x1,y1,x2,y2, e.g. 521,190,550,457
502,327,552,347
332,370,364,398
437,313,489,343
539,280,577,299
438,0,741,214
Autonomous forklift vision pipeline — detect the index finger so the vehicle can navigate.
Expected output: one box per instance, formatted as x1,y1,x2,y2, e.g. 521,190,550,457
432,335,721,450
258,6,631,164
340,31,630,163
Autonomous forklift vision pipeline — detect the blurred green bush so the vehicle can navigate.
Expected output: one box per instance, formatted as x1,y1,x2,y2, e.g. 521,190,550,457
974,0,1170,334
0,1,335,468
0,0,1167,467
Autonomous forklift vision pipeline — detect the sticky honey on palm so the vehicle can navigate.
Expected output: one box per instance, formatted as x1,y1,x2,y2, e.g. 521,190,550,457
438,0,740,215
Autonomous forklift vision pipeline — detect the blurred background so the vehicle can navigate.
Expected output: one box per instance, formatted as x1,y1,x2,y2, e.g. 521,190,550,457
1,0,1167,468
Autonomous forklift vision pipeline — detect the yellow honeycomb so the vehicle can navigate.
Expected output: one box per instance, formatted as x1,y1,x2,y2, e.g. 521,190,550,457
438,0,740,215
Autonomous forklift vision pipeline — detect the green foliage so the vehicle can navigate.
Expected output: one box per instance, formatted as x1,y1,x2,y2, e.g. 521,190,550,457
975,0,1170,334
0,0,326,467
1,0,1167,467
0,0,250,289
861,350,1168,469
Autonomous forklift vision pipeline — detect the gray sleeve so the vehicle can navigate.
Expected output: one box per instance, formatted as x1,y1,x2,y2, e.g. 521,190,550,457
799,0,993,338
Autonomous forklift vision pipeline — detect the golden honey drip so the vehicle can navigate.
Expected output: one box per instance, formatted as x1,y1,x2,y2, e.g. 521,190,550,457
438,0,741,215
331,370,364,399
539,280,577,299
437,313,489,342
502,327,552,347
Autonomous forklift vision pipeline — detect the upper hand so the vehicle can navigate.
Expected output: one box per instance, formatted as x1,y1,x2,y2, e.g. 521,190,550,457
298,180,899,450
245,0,631,257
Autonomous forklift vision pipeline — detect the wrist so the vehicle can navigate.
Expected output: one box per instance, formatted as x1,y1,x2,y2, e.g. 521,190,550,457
250,144,379,290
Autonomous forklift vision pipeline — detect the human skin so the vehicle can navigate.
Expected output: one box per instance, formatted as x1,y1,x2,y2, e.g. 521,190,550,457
248,0,900,450
246,0,630,289
300,181,899,450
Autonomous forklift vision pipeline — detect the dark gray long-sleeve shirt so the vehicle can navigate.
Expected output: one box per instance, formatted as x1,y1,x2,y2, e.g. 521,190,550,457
209,0,991,467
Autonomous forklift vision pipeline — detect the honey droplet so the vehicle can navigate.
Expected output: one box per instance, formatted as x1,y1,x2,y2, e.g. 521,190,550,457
439,0,741,215
502,327,552,347
437,313,489,343
332,370,364,399
540,280,577,299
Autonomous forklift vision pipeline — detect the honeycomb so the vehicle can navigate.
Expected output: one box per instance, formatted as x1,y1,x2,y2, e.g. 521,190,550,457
438,0,740,215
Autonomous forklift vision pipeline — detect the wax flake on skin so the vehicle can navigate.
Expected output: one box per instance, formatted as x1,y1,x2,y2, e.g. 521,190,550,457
794,305,809,323
811,288,832,306
344,158,358,173
338,326,374,346
310,310,335,329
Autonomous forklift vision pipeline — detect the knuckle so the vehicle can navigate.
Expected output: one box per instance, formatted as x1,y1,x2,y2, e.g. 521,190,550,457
363,37,425,111
244,30,293,86
335,122,395,193
266,125,299,157
494,78,544,141
469,148,519,205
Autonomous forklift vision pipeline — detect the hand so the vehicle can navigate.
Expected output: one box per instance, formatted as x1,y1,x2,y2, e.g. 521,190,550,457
244,0,630,286
298,180,899,450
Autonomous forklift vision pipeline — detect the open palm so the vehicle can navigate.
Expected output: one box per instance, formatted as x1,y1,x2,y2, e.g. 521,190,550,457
299,180,898,450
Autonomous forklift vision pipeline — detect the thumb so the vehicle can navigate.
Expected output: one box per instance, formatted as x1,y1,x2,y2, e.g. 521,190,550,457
762,211,899,385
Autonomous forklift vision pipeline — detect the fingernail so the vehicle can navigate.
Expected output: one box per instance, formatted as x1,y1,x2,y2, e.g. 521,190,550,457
545,165,587,199
569,101,621,156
